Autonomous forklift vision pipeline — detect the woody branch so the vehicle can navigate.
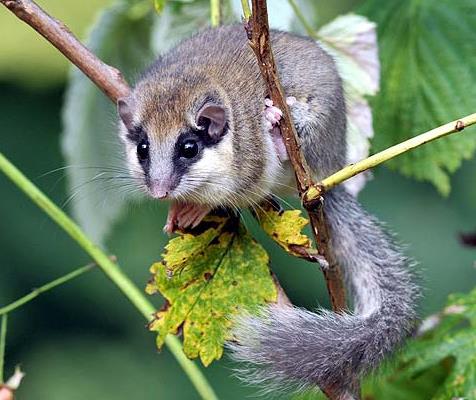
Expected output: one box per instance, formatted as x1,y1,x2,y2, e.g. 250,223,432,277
243,0,347,313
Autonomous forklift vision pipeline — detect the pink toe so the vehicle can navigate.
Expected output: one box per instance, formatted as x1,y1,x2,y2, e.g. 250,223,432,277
264,98,273,107
176,204,194,219
193,208,210,227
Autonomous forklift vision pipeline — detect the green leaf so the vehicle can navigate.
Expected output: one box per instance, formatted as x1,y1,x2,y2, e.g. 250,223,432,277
61,3,155,244
365,287,476,399
360,0,476,195
146,215,277,366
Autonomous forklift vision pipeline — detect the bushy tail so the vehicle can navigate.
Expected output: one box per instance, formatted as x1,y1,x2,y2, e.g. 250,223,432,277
228,186,419,397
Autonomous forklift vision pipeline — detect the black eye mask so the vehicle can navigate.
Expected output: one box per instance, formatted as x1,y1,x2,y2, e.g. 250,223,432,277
171,115,228,183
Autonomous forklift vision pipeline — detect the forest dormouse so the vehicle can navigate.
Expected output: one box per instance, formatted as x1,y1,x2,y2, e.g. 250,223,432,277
117,25,419,398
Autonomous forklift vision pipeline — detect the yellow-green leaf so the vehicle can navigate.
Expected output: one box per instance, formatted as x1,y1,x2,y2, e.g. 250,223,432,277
146,215,277,366
256,204,316,259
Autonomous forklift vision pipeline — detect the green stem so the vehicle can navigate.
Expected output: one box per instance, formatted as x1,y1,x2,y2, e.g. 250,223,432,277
241,0,251,20
210,0,221,27
0,152,218,400
320,113,476,191
0,314,7,383
287,0,317,39
0,263,96,316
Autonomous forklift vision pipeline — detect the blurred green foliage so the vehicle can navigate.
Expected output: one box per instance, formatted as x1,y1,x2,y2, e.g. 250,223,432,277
0,0,475,399
0,0,111,87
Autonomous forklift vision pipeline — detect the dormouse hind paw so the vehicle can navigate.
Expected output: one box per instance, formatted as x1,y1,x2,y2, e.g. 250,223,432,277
264,98,283,131
264,98,295,161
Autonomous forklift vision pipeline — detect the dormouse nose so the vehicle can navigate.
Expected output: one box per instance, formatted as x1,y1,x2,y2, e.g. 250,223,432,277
149,179,171,199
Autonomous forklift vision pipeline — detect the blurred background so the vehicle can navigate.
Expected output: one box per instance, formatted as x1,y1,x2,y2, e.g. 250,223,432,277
0,0,475,399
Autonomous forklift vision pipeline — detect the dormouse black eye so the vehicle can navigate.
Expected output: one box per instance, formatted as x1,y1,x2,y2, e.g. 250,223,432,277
137,139,149,162
179,140,199,159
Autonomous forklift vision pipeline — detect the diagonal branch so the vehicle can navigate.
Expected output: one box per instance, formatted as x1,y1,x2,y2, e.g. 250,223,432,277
319,113,476,191
301,113,476,204
0,0,130,102
243,0,347,312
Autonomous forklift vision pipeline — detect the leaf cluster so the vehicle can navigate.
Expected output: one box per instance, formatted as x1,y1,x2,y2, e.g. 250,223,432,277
364,287,476,399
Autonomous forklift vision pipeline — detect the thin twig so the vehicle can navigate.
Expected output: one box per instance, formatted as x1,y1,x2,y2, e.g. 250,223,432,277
241,0,251,20
319,113,476,192
0,315,6,383
243,0,347,313
0,0,130,102
0,262,98,316
301,113,476,204
210,0,221,27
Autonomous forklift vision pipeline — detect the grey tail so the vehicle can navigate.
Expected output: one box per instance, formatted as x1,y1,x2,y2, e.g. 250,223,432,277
228,186,420,396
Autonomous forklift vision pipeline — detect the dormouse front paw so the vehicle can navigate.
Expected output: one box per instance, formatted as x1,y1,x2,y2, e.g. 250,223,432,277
164,201,211,234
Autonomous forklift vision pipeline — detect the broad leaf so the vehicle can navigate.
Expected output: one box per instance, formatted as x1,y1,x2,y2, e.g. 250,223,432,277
146,215,277,366
361,0,476,195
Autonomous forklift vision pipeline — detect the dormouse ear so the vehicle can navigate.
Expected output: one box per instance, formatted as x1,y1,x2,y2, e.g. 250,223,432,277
117,97,134,131
196,104,227,138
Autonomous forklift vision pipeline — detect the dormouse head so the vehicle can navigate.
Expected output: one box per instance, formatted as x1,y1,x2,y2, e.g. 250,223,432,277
117,80,236,207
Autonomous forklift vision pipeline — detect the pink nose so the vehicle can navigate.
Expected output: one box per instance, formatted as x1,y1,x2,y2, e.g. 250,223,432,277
150,187,168,199
150,180,170,199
